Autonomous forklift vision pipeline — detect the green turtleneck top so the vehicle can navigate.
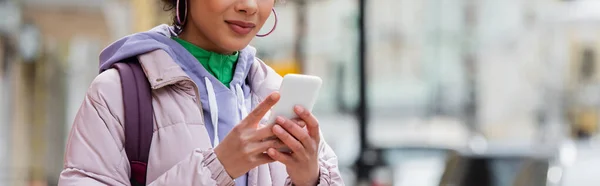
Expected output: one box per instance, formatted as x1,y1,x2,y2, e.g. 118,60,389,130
173,37,239,88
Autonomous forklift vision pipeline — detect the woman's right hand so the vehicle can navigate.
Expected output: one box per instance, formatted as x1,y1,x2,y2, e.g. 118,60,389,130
214,92,282,179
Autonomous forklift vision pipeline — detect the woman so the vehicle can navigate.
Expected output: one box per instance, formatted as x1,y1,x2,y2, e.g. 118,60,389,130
58,0,343,185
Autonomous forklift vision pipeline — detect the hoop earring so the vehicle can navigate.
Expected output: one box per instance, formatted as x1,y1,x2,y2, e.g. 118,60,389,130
176,0,188,26
256,8,278,37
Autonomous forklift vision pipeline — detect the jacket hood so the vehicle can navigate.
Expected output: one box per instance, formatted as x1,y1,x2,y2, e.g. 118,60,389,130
98,24,258,79
99,24,180,73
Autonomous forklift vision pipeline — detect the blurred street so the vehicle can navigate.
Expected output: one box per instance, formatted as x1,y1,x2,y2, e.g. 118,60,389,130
4,0,600,185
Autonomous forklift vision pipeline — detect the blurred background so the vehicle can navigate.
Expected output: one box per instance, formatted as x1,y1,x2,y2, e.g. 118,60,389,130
3,0,600,185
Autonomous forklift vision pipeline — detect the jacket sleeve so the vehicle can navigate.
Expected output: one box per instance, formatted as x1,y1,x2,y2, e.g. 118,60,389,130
314,138,345,186
284,136,345,186
58,70,234,186
147,150,234,186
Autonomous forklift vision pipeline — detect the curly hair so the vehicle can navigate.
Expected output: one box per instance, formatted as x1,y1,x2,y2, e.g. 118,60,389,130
160,0,183,28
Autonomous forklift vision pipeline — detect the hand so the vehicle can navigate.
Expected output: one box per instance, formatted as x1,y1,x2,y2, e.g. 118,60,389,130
266,106,320,186
214,92,285,178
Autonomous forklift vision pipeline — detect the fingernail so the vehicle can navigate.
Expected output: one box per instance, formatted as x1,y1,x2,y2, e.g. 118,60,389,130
276,116,285,124
271,92,280,101
268,148,277,156
294,105,304,113
273,125,284,134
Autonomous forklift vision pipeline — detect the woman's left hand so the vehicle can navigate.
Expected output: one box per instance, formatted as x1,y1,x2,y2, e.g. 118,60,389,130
267,105,320,186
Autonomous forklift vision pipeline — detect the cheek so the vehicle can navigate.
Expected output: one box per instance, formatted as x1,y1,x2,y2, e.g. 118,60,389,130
189,0,227,22
189,1,208,23
257,1,275,25
258,7,274,28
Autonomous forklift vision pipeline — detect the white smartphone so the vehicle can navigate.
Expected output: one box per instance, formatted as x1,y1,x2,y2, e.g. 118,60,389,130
264,74,322,152
266,74,323,125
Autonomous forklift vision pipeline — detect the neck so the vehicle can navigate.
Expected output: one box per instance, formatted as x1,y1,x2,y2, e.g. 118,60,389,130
178,24,235,55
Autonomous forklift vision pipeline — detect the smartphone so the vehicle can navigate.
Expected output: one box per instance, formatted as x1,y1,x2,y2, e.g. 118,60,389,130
266,74,322,124
265,74,322,152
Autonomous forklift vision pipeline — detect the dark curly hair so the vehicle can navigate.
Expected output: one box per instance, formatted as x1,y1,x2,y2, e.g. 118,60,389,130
160,0,186,33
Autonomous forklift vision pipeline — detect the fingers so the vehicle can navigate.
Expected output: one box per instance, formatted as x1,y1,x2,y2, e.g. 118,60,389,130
272,124,306,156
270,139,288,149
243,92,280,127
251,138,284,154
252,124,276,141
294,106,321,142
267,148,294,165
276,116,313,149
291,118,307,128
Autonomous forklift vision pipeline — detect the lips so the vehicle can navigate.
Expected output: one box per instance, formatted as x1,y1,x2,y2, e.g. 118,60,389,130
225,20,256,35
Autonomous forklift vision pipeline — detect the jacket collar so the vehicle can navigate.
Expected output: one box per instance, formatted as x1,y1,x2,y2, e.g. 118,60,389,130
137,49,192,89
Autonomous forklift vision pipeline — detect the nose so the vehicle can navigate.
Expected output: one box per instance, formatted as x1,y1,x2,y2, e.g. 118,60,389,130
235,0,258,15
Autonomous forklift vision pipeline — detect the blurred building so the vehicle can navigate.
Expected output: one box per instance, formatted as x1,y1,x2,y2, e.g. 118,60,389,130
3,0,600,185
0,0,169,185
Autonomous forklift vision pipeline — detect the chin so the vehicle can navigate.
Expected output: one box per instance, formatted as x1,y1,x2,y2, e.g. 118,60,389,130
218,36,253,52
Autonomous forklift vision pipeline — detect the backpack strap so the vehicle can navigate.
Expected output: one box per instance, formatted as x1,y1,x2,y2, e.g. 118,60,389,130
111,57,154,186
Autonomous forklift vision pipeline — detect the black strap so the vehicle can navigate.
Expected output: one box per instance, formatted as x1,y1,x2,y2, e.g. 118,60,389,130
111,57,154,185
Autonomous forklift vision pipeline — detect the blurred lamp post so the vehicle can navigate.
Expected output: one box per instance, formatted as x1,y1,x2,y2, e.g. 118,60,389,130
355,0,372,184
464,0,479,135
282,0,309,74
285,0,327,73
